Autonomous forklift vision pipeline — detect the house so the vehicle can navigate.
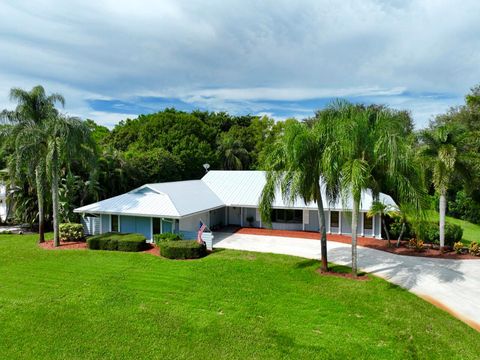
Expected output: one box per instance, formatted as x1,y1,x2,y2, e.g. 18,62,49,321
74,170,396,249
0,170,10,222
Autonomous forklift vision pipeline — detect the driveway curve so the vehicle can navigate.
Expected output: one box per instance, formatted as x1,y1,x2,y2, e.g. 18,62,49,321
213,232,480,331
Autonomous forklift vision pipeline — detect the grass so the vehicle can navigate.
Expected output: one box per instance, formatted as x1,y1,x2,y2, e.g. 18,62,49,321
0,233,479,359
426,211,480,245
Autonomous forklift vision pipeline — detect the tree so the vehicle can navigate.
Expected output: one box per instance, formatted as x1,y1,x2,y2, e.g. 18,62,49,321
0,86,64,242
418,124,470,248
322,101,425,276
367,201,394,247
217,134,250,170
259,119,339,272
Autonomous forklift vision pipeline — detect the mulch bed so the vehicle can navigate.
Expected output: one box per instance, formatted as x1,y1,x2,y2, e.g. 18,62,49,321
236,227,479,260
39,240,161,256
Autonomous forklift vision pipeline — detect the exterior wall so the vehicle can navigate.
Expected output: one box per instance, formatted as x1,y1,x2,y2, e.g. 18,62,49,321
81,216,100,235
243,207,261,227
305,210,320,232
209,207,226,227
271,222,303,231
120,215,152,240
101,214,110,233
341,212,352,234
227,207,241,225
179,211,210,232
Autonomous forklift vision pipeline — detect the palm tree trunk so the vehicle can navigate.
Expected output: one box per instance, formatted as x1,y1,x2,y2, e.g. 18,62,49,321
351,200,359,277
439,189,446,249
316,187,328,272
35,164,45,243
396,222,405,248
52,147,60,247
382,217,391,247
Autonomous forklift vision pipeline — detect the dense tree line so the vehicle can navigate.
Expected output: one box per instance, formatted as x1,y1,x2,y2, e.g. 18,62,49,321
1,84,479,252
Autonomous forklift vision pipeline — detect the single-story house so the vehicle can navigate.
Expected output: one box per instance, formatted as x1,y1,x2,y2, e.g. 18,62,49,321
74,170,396,249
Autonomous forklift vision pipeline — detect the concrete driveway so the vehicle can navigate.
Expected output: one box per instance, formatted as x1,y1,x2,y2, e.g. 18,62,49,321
213,232,480,330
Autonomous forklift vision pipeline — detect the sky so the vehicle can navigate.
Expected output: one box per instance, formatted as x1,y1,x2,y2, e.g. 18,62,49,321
1,0,479,128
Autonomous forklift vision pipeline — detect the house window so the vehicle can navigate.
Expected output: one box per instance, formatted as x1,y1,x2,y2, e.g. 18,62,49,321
153,218,161,235
364,213,373,230
271,209,302,223
330,211,339,228
111,215,119,232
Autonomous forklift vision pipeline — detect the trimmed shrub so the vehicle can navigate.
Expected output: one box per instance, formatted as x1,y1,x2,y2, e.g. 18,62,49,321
87,232,146,252
159,240,206,259
153,232,183,245
414,221,463,247
469,242,480,256
59,223,85,242
388,218,413,240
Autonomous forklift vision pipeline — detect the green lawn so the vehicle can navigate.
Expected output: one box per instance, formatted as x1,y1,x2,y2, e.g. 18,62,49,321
426,211,480,245
0,234,478,359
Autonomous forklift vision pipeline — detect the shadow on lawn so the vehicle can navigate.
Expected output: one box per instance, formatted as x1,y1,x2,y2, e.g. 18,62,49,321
327,246,465,290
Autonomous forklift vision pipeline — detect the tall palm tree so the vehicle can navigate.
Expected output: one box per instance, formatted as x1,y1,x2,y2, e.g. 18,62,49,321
323,101,425,276
217,135,250,170
418,124,469,248
44,114,96,246
1,86,64,242
259,119,340,272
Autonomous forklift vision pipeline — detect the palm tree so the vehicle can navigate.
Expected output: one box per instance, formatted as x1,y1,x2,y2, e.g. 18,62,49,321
217,135,250,170
418,124,469,248
1,86,64,242
367,201,394,247
259,119,340,272
44,114,96,246
323,101,425,276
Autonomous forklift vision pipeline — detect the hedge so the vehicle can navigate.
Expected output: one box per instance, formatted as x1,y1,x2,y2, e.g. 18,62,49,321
153,232,183,245
59,223,84,242
87,232,146,252
415,221,463,247
159,240,206,259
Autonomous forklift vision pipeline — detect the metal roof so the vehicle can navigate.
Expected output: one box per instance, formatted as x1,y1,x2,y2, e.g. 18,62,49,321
202,170,396,211
75,170,397,218
74,180,224,218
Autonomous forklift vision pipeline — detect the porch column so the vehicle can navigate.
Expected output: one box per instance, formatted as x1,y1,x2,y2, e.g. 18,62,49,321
361,212,364,237
326,210,330,234
338,211,342,234
240,207,243,227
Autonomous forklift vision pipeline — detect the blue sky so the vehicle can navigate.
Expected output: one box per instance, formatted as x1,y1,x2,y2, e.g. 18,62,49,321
1,0,479,128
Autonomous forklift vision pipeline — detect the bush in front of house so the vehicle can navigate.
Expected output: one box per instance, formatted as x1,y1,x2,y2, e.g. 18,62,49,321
414,221,463,247
153,232,183,245
87,232,146,252
59,223,85,242
159,240,206,259
469,242,480,256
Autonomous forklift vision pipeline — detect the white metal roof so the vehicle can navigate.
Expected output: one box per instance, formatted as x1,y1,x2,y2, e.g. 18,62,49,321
74,180,224,218
75,170,397,218
202,170,396,211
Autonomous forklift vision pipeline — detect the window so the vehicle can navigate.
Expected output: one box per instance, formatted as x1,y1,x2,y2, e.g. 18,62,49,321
330,211,339,228
111,215,119,232
363,213,373,230
271,209,302,223
153,218,161,235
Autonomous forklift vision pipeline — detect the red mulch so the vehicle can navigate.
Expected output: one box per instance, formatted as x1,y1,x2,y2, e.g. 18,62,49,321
235,227,479,260
39,240,161,256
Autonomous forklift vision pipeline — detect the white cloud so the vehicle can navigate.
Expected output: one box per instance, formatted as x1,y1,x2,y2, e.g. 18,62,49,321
0,0,478,128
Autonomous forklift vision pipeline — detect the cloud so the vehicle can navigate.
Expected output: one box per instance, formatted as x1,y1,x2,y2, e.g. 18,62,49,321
0,0,479,128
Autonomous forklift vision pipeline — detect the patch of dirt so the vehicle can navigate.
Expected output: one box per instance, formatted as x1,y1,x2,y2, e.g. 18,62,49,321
236,228,479,260
39,240,87,250
316,269,370,281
